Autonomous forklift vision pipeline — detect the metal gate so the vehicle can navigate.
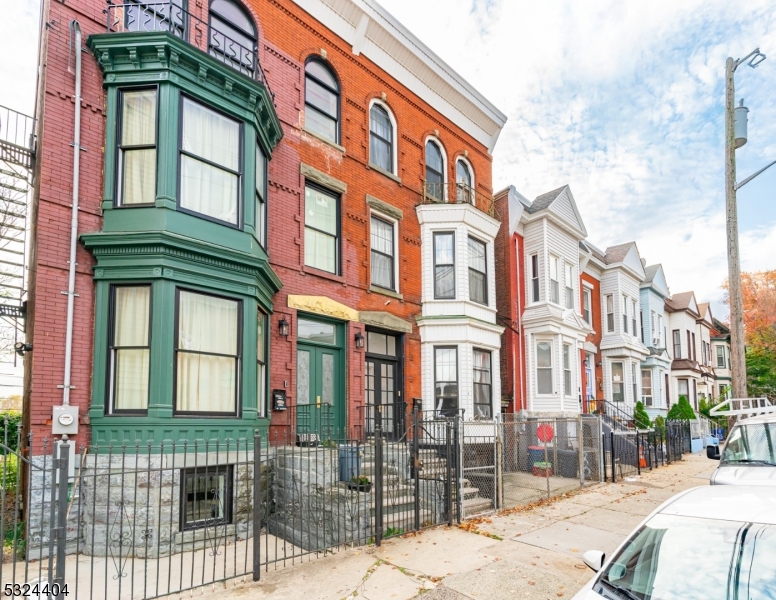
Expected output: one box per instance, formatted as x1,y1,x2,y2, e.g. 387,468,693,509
2,411,461,599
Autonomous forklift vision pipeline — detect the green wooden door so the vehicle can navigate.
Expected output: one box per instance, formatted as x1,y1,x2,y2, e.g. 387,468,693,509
296,317,344,440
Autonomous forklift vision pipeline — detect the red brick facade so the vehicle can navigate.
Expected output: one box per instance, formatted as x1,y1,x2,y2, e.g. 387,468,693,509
255,0,494,437
25,0,495,445
581,272,603,408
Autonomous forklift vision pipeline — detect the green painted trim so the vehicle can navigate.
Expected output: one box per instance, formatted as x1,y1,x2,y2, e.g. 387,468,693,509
87,32,282,156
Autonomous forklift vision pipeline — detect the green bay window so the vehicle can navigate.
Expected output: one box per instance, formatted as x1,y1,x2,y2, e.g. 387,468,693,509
108,285,151,413
180,97,241,225
117,88,157,206
257,312,267,418
175,290,241,415
256,146,267,246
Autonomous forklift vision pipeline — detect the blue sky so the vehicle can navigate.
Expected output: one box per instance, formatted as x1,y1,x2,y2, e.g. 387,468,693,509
3,0,775,321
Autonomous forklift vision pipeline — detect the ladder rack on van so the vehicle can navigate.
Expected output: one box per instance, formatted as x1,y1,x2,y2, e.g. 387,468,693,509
709,397,776,419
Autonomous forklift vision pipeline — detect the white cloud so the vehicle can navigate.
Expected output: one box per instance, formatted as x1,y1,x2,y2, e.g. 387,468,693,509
0,0,40,114
382,0,776,317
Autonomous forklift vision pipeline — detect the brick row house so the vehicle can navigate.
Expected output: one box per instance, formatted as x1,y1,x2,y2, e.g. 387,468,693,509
495,184,732,422
23,0,506,535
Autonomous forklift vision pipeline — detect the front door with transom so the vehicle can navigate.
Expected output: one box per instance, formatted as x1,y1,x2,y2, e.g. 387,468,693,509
296,317,344,440
364,329,404,441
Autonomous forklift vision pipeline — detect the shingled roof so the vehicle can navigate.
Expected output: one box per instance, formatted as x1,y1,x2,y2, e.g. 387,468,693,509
603,242,635,265
665,291,698,315
643,264,660,283
525,185,567,214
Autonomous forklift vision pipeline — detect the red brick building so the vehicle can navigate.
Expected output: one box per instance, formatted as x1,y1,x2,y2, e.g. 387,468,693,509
24,0,506,448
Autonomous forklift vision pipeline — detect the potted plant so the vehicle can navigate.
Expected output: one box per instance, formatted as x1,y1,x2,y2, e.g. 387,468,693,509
347,475,372,493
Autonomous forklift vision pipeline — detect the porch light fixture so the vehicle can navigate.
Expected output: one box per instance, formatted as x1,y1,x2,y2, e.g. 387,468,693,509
278,316,290,337
354,331,365,349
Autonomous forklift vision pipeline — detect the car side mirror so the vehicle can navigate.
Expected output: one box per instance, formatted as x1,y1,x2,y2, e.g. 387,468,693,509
706,445,721,460
583,550,606,572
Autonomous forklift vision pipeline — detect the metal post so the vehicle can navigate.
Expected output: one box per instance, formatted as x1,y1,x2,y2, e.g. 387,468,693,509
374,416,383,546
495,418,503,510
252,431,261,582
54,439,70,597
445,421,453,527
578,414,584,487
725,56,748,400
610,432,616,483
412,403,420,531
543,429,550,500
636,433,641,476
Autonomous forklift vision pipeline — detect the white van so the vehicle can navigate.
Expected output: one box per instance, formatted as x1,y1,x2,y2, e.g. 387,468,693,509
706,413,776,485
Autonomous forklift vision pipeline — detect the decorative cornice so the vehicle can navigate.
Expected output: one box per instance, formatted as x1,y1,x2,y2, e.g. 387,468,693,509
300,163,347,194
288,295,359,321
87,31,283,156
366,194,403,220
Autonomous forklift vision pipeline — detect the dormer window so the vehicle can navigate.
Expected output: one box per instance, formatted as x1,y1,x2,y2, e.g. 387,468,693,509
564,262,574,309
549,255,559,304
209,0,258,76
622,294,628,333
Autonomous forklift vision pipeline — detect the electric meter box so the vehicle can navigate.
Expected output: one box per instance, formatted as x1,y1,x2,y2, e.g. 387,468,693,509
52,405,79,435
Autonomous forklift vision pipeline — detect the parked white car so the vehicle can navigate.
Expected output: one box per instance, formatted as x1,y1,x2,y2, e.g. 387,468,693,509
572,485,776,599
707,414,776,485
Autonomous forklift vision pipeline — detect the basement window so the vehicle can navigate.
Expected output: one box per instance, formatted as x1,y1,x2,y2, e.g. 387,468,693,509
181,466,233,531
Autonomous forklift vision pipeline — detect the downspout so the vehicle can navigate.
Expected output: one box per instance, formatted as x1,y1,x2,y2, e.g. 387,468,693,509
62,20,82,406
515,236,525,414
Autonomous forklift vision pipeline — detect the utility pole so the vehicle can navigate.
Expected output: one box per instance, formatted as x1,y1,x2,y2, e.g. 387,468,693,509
724,57,746,400
724,49,767,400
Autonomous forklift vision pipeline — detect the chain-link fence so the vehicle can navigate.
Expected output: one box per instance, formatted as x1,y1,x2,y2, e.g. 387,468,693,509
459,416,603,517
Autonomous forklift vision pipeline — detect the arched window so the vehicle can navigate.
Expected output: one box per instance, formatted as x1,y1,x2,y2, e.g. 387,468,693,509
305,59,339,144
209,0,257,77
456,158,473,204
425,140,444,200
369,103,394,174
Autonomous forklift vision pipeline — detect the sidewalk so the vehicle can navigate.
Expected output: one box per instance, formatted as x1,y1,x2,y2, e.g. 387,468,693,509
199,453,714,600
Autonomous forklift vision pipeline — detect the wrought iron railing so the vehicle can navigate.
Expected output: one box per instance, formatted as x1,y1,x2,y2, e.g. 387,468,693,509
105,1,272,94
421,180,498,218
0,105,35,169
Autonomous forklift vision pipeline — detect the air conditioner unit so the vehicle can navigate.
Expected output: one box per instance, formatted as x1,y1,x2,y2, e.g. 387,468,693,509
652,337,660,346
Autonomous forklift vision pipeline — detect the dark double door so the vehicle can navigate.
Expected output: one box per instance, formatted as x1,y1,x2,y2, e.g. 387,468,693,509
364,330,404,440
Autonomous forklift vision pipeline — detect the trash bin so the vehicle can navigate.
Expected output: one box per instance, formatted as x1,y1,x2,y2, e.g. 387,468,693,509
339,444,362,482
528,445,546,467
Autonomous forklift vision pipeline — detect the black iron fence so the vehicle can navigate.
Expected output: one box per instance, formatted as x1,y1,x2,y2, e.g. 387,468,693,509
1,410,460,598
603,420,691,482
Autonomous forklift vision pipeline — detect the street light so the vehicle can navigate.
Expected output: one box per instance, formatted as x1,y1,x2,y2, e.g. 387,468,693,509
724,48,769,400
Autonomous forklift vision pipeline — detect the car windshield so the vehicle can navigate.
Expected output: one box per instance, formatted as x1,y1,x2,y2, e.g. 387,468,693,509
598,513,776,599
722,423,776,465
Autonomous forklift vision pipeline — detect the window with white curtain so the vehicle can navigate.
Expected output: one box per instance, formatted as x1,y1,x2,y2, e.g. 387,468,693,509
109,285,151,412
473,349,492,418
468,236,487,305
370,215,395,290
434,346,458,416
304,184,339,274
549,256,559,304
563,343,572,396
536,340,553,394
118,89,157,206
257,312,267,418
611,361,624,402
179,97,240,225
565,263,574,309
175,290,240,414
434,232,455,299
256,145,266,247
369,103,393,173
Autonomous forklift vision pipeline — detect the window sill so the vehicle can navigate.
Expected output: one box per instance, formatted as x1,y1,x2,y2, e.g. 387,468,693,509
369,285,403,300
302,127,346,153
368,162,402,185
302,265,345,284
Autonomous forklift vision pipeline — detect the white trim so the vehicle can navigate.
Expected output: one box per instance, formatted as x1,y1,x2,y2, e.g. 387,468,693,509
289,0,507,152
455,156,475,204
368,98,398,175
369,208,400,294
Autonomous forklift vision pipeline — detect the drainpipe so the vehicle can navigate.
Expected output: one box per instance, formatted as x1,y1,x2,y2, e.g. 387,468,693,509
62,20,82,407
515,236,525,413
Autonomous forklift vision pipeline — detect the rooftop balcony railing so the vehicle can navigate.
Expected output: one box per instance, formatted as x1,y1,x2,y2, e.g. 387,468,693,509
0,105,35,169
106,1,272,95
421,180,498,218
